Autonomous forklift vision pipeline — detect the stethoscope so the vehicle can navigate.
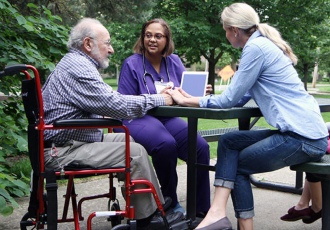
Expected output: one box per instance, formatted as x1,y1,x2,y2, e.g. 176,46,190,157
142,54,170,94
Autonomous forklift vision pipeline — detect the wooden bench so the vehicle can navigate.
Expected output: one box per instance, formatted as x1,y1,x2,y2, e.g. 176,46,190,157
290,155,330,230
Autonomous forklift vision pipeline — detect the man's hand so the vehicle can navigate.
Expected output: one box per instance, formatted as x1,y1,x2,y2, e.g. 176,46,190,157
166,88,187,105
162,93,174,105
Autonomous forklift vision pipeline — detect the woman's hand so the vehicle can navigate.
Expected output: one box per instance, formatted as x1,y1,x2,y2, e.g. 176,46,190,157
205,84,213,95
166,87,200,107
166,88,187,105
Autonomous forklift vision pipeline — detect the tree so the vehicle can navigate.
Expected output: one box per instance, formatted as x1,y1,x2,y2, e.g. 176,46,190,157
249,0,330,89
314,18,330,82
8,0,157,26
152,0,237,92
152,0,330,92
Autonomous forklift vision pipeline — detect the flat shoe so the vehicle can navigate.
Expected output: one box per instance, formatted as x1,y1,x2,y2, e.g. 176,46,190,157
196,216,232,230
303,207,322,224
280,206,311,221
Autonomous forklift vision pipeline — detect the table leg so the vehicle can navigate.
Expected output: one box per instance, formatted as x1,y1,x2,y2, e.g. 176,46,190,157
237,117,250,230
238,117,250,130
186,117,198,224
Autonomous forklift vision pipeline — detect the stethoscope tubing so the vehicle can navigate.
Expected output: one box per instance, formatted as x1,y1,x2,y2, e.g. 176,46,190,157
142,54,170,84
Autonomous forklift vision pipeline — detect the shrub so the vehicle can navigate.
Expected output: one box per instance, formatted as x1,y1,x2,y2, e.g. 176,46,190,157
0,0,69,216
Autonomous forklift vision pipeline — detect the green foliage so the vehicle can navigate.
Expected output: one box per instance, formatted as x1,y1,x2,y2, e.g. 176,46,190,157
0,0,69,216
107,22,141,73
249,0,330,85
0,88,30,216
152,0,330,90
7,156,32,180
152,0,234,88
0,0,69,76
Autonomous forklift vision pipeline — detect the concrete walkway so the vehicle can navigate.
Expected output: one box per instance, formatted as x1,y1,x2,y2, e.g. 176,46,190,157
0,159,322,230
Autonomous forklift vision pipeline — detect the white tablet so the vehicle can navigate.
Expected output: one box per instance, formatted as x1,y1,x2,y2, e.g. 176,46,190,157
180,71,209,97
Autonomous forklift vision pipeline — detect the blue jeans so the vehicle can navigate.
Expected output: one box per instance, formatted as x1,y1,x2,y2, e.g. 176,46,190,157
214,129,328,219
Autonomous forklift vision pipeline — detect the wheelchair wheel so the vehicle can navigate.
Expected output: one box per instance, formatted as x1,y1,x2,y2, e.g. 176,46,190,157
111,224,130,230
20,193,48,230
108,200,123,227
20,212,37,230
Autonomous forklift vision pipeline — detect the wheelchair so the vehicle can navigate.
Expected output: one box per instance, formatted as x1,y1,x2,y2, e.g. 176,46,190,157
0,64,189,230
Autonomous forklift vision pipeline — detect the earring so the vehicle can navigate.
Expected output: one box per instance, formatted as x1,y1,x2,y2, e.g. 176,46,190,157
235,34,237,37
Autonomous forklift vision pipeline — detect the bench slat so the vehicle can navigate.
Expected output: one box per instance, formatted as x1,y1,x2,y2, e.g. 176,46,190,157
198,126,269,142
290,155,330,174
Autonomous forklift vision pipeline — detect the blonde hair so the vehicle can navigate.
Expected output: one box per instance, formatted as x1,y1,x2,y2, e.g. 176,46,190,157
221,3,297,65
133,18,174,57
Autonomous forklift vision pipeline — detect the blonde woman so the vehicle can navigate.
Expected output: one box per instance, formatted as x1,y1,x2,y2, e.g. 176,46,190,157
167,3,328,230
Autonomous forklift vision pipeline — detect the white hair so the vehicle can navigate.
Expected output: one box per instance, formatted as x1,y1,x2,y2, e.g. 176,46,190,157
67,18,103,50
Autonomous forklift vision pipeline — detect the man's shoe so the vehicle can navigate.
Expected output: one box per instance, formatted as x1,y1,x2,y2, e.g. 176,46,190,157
173,202,186,216
302,207,322,224
280,206,311,221
162,196,172,212
138,211,184,230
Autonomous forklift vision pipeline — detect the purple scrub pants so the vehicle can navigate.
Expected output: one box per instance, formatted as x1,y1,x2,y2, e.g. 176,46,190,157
118,115,211,213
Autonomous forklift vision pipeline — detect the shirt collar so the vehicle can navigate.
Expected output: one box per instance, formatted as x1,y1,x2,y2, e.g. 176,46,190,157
69,48,100,69
246,30,263,45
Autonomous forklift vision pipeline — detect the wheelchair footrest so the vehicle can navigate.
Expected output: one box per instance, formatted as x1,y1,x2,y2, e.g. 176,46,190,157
170,219,190,230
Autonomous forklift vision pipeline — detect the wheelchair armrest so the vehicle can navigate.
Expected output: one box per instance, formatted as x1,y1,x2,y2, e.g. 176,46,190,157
53,118,123,127
0,64,28,78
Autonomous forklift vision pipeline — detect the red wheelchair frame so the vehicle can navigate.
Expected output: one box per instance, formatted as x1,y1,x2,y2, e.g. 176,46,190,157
1,64,170,230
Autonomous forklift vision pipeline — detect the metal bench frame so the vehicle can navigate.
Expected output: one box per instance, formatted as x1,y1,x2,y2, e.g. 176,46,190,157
290,155,330,230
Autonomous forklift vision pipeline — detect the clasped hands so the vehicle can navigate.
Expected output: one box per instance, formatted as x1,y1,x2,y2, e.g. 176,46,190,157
161,84,212,107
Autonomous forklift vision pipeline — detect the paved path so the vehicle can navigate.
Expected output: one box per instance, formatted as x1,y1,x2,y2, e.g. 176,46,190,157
0,159,322,229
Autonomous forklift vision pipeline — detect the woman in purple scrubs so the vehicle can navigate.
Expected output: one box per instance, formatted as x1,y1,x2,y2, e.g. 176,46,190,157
117,18,210,216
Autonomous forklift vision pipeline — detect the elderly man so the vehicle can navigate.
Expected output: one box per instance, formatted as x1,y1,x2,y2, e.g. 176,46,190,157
42,18,183,229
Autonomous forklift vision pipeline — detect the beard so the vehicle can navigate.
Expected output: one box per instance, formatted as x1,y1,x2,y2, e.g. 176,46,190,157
91,46,109,69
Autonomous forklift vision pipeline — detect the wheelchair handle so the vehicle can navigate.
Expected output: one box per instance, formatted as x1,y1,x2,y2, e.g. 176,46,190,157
0,64,28,78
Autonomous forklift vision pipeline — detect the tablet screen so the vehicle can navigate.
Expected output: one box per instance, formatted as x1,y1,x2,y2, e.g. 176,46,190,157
180,71,209,97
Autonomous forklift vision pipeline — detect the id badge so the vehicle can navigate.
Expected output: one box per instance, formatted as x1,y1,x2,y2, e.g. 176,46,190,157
154,81,174,94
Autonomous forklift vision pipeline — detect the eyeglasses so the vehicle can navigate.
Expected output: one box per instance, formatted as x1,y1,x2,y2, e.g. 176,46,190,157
89,37,112,47
144,33,166,40
102,40,112,47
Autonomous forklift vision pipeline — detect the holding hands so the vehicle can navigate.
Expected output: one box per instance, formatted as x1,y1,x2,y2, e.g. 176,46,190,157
163,84,211,107
160,86,174,106
166,87,200,107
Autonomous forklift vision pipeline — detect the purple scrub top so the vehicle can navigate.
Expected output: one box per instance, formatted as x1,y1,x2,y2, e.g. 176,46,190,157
118,53,185,95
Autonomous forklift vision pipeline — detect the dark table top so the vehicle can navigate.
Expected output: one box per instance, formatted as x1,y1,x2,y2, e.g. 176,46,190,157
148,98,330,119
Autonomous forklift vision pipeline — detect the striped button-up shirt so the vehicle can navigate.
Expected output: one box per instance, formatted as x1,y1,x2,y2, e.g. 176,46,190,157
42,48,165,144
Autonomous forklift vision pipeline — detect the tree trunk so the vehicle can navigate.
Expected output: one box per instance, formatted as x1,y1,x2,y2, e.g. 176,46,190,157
303,63,309,91
208,60,216,94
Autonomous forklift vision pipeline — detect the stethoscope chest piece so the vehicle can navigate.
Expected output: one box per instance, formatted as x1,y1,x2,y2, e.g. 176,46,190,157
142,54,172,94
